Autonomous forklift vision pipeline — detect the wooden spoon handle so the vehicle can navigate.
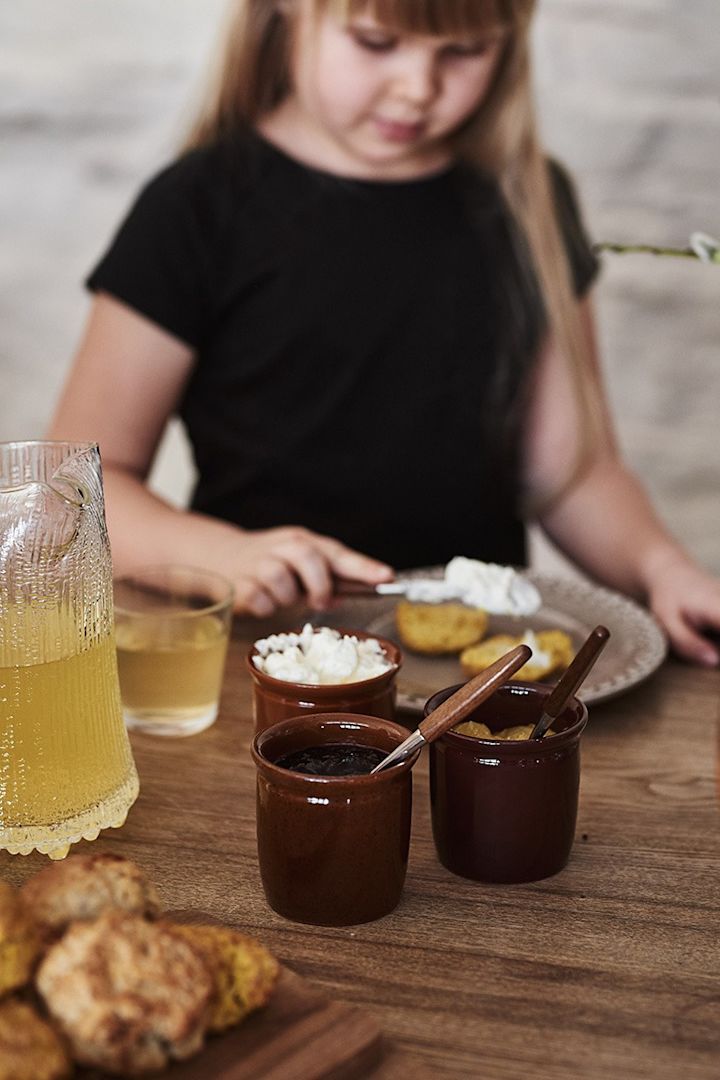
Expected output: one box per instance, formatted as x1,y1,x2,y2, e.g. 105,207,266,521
542,625,610,720
418,644,531,744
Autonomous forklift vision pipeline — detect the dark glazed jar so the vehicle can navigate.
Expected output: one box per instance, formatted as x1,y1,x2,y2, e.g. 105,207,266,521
426,682,588,884
247,629,401,735
251,713,417,926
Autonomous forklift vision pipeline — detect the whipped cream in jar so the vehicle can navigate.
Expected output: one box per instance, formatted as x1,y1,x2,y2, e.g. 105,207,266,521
252,624,393,685
247,625,401,735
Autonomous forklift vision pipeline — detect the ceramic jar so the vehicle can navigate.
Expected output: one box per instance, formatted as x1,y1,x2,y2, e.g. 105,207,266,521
246,629,401,734
426,682,588,884
251,712,417,926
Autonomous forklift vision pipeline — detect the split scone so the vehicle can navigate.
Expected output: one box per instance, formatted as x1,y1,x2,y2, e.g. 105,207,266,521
0,881,42,996
396,600,488,655
36,911,213,1075
0,998,71,1080
453,720,556,740
172,923,280,1032
460,629,574,681
20,852,162,942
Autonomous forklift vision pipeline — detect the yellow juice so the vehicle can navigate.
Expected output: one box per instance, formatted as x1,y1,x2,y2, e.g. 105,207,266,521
115,613,229,731
0,628,139,856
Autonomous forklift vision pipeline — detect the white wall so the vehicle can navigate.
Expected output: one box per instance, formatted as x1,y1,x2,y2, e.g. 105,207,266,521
1,1,718,571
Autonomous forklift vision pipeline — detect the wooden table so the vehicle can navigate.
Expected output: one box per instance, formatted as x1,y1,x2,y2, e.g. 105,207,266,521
3,621,719,1079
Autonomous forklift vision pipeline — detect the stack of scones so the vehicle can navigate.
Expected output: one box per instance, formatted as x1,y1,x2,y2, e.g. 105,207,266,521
0,853,278,1077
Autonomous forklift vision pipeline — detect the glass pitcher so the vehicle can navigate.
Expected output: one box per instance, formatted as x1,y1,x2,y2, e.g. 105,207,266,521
0,441,139,859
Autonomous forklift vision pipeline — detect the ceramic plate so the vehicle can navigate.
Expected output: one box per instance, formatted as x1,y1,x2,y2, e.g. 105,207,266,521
350,568,667,714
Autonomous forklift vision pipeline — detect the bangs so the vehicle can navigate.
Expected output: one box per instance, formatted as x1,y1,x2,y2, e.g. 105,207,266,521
322,0,533,36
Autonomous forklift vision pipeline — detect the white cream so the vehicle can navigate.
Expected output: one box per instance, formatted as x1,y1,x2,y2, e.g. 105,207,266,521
404,556,541,616
252,624,393,685
519,629,551,668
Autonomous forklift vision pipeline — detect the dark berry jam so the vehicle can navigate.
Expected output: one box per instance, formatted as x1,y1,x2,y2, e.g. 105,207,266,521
274,743,386,776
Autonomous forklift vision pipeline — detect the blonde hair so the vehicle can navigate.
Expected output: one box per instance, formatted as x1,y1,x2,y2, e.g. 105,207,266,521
185,0,603,502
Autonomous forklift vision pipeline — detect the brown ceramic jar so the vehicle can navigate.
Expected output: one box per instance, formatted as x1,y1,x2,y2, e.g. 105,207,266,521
251,713,418,926
247,628,401,735
425,682,588,884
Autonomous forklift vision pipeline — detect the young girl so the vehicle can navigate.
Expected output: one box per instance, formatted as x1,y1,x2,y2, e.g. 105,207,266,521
49,0,720,665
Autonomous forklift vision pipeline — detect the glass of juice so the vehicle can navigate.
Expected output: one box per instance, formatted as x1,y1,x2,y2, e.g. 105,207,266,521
114,566,234,737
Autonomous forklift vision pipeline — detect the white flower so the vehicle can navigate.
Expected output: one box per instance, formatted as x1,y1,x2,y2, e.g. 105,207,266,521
689,232,720,264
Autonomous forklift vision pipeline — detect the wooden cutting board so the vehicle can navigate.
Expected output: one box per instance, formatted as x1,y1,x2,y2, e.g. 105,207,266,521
79,911,406,1080
164,965,385,1080
80,966,387,1080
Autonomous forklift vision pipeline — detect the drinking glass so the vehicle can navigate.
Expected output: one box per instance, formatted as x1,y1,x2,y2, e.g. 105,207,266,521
114,566,234,736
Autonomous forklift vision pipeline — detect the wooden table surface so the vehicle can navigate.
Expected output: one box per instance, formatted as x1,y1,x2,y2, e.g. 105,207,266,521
3,619,719,1079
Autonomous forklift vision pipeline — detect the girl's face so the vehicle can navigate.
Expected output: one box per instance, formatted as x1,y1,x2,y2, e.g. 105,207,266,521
264,3,507,179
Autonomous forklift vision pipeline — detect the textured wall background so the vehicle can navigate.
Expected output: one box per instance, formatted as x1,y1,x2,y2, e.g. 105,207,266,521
1,0,718,572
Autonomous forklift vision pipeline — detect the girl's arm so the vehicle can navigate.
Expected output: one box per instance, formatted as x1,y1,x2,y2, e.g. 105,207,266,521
49,294,392,616
523,295,720,666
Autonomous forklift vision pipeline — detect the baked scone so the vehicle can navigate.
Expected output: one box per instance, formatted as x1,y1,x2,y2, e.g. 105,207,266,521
460,629,573,682
454,720,555,740
172,923,280,1032
0,882,42,996
36,911,213,1074
534,630,575,671
396,600,488,655
0,997,71,1080
20,852,161,941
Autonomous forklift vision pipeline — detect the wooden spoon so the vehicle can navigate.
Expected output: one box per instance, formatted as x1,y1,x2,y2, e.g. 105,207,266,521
371,644,531,773
529,625,610,740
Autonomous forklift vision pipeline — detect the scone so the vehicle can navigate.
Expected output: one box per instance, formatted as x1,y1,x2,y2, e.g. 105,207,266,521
460,630,573,681
172,923,280,1032
396,600,488,655
36,911,213,1074
454,720,555,740
534,630,574,671
0,997,71,1080
20,852,161,941
0,881,42,996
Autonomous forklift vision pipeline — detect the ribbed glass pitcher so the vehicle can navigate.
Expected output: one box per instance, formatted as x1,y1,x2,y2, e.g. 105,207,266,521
0,441,139,858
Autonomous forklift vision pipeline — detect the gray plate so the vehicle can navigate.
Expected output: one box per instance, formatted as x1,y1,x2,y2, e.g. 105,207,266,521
342,568,668,714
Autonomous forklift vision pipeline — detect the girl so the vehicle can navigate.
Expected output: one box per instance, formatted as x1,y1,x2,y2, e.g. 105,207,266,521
49,0,720,665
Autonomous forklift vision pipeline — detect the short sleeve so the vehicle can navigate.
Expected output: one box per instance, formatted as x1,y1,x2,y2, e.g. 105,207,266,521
86,157,211,347
548,159,600,296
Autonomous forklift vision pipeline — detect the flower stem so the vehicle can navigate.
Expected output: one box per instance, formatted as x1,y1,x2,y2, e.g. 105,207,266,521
593,242,698,259
594,233,720,264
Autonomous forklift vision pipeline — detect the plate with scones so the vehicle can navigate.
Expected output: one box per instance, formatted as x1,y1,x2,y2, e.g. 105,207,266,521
361,566,666,713
0,853,389,1079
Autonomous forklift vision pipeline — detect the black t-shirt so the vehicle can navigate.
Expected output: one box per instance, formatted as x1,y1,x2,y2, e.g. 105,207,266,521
87,133,598,570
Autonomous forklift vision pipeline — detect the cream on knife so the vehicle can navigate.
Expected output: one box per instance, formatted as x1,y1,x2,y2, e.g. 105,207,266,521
336,556,542,617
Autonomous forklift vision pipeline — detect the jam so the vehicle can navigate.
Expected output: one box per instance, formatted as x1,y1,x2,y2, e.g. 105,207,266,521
274,743,386,776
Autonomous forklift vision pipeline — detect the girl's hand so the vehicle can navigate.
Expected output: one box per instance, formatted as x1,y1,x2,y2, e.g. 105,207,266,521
644,554,720,667
227,526,394,617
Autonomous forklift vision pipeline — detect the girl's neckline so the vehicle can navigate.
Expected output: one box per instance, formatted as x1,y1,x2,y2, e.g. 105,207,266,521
250,127,457,192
